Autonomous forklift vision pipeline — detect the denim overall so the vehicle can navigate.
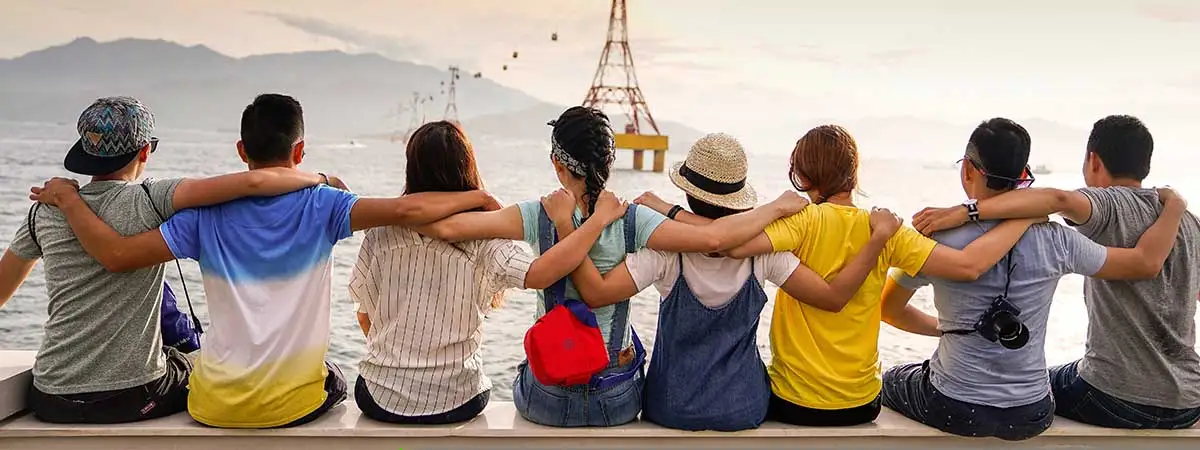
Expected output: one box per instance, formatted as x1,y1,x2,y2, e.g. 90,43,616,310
513,205,647,427
641,255,771,431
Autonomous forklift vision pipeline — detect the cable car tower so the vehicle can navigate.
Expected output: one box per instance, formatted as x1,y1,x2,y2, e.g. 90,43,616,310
390,91,432,144
583,0,669,172
444,66,461,123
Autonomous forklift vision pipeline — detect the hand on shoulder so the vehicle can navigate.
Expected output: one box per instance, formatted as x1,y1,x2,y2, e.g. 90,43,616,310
770,191,810,217
1157,186,1186,210
591,190,628,226
869,207,903,240
29,177,81,207
912,205,968,236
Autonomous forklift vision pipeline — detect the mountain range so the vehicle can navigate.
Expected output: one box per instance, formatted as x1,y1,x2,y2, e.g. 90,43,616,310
0,37,703,146
0,37,1099,168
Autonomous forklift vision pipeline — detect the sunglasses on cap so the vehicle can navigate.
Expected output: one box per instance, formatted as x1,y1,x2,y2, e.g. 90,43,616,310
149,137,159,154
957,150,1035,189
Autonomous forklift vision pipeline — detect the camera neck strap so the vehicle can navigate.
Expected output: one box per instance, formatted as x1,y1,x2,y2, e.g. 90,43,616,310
941,249,1017,336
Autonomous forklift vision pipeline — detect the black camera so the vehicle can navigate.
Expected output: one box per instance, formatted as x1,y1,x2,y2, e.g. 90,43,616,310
973,296,1029,350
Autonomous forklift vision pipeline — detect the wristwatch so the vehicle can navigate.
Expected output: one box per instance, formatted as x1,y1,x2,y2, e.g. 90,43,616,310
963,199,980,222
667,205,684,220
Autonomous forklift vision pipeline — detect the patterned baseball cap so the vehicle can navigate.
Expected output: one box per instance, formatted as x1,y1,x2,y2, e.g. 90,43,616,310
64,96,156,176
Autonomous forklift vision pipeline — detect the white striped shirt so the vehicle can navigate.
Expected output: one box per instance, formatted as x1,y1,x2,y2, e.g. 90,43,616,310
349,226,533,416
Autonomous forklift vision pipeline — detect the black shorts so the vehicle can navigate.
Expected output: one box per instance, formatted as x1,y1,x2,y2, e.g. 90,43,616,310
29,346,192,424
355,375,489,425
767,391,881,426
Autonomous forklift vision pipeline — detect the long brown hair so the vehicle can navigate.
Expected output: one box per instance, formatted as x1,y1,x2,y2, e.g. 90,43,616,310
402,121,504,308
789,125,860,203
404,121,484,194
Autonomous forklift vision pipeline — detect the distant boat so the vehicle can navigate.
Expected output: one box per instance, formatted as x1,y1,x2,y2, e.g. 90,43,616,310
1031,164,1051,175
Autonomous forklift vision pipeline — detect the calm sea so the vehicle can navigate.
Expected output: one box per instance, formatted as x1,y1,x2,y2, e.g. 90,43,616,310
2,120,1198,401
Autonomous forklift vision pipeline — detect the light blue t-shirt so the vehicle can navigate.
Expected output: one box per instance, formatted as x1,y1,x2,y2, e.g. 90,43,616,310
893,221,1107,408
158,185,358,426
516,200,667,348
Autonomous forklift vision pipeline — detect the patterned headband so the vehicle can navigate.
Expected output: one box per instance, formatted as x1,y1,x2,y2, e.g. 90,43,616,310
550,136,587,177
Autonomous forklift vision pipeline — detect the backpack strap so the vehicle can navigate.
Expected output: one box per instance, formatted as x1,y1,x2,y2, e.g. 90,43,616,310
140,181,204,336
622,204,638,254
536,205,566,313
26,203,42,251
607,204,641,358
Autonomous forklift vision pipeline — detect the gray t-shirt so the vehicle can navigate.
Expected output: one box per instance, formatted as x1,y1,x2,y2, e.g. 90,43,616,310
895,221,1107,408
8,178,182,395
1072,187,1200,409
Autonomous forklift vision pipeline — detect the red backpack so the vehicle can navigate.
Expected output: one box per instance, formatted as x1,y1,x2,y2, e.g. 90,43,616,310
523,204,645,387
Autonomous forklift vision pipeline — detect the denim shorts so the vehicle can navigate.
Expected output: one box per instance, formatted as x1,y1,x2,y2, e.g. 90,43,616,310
512,360,644,427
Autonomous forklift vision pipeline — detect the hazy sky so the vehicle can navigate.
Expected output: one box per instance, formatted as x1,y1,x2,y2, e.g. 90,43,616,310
3,0,1199,152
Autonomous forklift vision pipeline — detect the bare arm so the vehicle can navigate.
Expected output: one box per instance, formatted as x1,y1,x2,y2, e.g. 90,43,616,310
349,190,495,232
172,168,325,210
568,258,639,308
918,217,1043,281
880,276,940,337
726,233,776,259
660,208,713,227
413,205,526,242
913,188,1092,235
0,250,37,309
54,191,176,272
646,193,807,253
632,191,714,227
523,213,619,289
780,231,888,313
1091,193,1186,280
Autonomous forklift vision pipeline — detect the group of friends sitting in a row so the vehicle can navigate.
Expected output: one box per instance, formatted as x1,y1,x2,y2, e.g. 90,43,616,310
1,94,1196,441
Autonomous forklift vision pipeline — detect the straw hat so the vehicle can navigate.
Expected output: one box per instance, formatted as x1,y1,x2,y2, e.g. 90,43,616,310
669,133,757,210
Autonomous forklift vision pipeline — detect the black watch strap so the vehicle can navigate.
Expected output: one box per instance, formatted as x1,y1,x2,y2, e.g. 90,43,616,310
965,201,980,222
667,205,684,220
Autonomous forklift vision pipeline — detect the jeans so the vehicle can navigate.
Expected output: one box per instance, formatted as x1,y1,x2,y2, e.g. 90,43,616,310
512,361,644,427
29,346,191,424
882,361,1054,441
355,376,489,425
1050,360,1200,429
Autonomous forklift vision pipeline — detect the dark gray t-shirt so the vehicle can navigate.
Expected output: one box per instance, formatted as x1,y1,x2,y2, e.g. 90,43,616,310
8,178,182,395
895,221,1107,407
1072,186,1200,409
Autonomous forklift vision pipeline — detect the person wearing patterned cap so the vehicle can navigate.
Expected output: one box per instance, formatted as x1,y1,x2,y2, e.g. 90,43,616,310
30,93,504,429
0,96,329,424
565,133,902,431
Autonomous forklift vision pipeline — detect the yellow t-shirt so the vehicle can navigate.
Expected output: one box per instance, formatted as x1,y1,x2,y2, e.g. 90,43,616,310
763,203,937,409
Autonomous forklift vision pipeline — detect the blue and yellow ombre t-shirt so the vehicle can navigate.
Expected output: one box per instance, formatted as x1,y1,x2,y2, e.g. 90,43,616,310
160,184,358,428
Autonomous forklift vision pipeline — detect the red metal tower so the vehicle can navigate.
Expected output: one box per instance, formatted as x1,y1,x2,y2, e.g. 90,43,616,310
582,0,660,136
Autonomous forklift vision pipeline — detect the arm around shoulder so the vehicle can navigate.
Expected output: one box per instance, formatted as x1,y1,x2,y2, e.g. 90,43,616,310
172,168,324,210
918,217,1042,281
34,178,177,272
350,190,496,232
414,204,525,242
1091,190,1187,280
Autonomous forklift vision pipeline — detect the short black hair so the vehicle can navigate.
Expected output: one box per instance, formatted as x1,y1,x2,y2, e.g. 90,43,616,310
686,195,748,220
240,94,304,163
967,118,1031,191
1087,115,1153,181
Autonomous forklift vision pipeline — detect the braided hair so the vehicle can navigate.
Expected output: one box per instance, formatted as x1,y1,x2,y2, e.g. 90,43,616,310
549,106,615,217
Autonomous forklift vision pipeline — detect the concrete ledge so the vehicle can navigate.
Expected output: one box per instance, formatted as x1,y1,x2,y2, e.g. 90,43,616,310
2,401,1198,449
2,349,1198,449
0,350,34,421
